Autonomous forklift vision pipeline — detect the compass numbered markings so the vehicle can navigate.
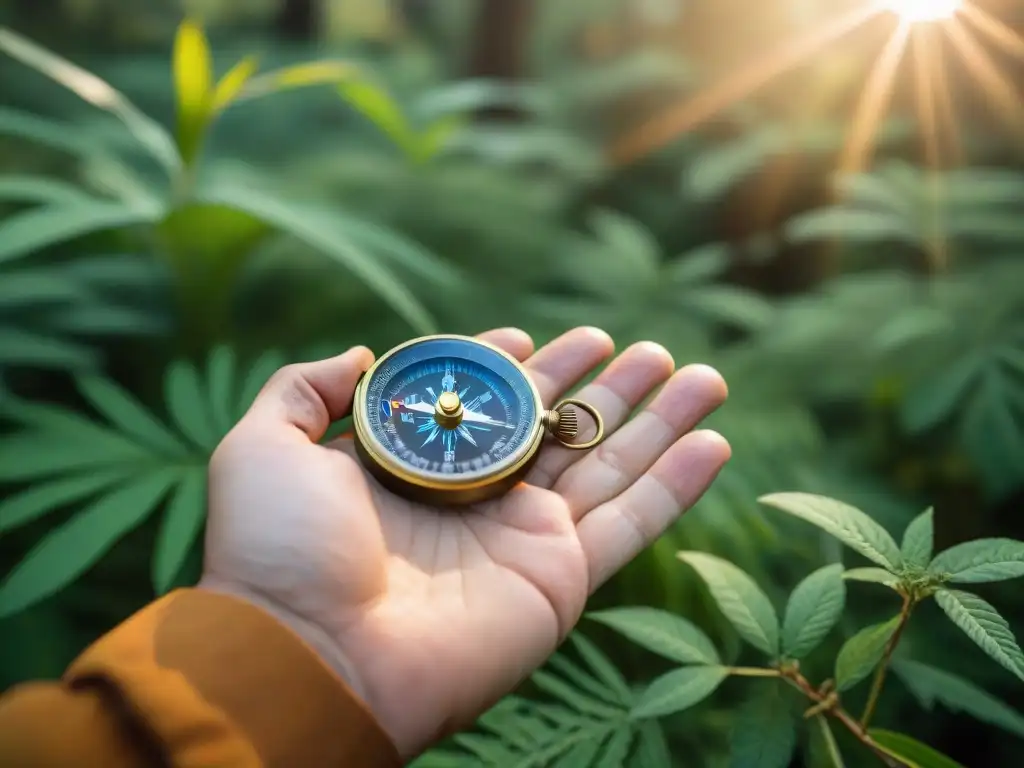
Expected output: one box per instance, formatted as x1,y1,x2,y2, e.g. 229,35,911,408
371,355,530,476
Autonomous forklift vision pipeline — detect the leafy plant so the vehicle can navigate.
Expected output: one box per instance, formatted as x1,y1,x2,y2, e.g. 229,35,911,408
421,493,1024,766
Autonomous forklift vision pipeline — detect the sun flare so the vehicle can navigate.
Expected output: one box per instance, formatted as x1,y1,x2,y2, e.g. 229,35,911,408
879,0,964,23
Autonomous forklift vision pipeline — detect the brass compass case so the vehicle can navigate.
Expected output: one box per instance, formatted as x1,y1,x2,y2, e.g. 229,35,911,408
351,334,604,506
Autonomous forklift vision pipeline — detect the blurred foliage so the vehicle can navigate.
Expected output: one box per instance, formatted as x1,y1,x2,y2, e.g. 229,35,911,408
1,0,1023,765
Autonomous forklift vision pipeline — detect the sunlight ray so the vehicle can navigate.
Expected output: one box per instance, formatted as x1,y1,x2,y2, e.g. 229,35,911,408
960,3,1024,61
838,22,911,174
611,5,879,165
944,21,1024,136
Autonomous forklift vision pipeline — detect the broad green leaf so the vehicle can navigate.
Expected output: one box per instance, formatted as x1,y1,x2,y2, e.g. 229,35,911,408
211,56,259,112
843,568,900,588
0,469,129,533
0,470,178,617
784,208,918,245
631,665,728,719
663,243,729,286
781,564,846,659
759,493,903,570
205,346,237,437
338,80,417,158
728,680,797,768
165,360,221,450
934,589,1024,681
195,178,436,334
0,27,180,173
77,374,189,457
678,552,780,656
588,606,720,665
869,730,966,768
569,633,634,703
172,19,213,164
0,201,163,265
152,469,207,594
929,538,1024,583
834,615,901,691
901,508,935,568
892,659,1024,739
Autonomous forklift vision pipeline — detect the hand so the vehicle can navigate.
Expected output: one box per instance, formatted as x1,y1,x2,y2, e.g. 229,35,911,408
199,327,730,760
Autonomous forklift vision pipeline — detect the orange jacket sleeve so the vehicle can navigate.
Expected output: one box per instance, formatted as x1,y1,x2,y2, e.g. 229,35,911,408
0,589,402,767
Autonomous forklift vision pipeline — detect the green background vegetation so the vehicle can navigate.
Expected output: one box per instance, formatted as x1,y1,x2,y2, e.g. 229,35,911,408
0,0,1023,765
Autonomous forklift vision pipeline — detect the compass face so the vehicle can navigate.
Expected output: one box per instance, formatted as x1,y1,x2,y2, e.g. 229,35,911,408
360,337,541,481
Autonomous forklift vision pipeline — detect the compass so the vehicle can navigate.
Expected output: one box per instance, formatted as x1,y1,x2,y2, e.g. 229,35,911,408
352,334,605,505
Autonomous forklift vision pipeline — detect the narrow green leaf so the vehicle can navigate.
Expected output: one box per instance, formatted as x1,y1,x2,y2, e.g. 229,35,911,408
594,727,633,767
781,563,846,659
901,508,935,568
205,346,237,437
869,730,966,768
588,209,661,282
834,615,901,691
0,175,91,205
588,606,720,665
545,654,624,707
239,60,361,101
338,79,417,158
0,470,178,617
77,374,189,457
814,715,846,768
631,722,672,768
0,327,96,369
0,107,106,159
164,360,221,451
0,201,162,265
172,19,213,164
237,350,287,419
632,665,727,720
211,55,259,112
569,633,634,703
0,27,180,173
759,493,903,570
892,659,1024,739
934,589,1024,681
0,470,129,533
784,208,918,245
678,552,780,656
0,432,146,482
152,469,207,594
728,680,797,768
531,670,623,719
843,567,901,589
930,538,1024,583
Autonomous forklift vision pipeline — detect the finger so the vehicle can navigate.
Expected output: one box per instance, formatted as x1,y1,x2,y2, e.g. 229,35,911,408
524,327,615,407
244,346,375,441
577,429,731,592
557,364,728,519
525,341,675,489
476,327,534,361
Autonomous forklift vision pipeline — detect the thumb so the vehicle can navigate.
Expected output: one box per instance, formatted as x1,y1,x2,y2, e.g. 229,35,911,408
243,346,375,441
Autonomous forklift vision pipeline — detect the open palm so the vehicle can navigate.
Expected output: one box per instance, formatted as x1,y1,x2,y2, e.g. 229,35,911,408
200,327,730,760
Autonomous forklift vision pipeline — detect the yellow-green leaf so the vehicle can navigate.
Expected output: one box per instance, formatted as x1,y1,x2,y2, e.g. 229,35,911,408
834,615,901,691
172,19,214,163
211,55,259,112
239,60,361,102
869,730,966,768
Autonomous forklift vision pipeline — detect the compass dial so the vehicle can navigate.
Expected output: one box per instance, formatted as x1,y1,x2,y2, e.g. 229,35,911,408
360,337,541,481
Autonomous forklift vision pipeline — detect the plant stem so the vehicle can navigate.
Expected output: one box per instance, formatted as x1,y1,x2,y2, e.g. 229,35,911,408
727,667,782,677
860,593,914,729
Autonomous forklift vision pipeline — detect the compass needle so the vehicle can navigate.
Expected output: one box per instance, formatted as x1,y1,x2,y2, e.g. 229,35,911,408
352,334,606,505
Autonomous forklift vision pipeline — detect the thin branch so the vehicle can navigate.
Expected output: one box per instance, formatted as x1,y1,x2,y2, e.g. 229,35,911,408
861,592,915,728
727,666,782,677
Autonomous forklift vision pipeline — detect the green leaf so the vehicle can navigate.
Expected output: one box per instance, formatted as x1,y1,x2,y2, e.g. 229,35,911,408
195,176,437,335
164,360,221,450
172,19,213,164
237,350,287,418
631,665,728,720
152,469,208,594
784,208,918,245
0,469,129,533
759,493,903,570
678,552,780,656
77,374,189,457
0,327,96,370
0,108,108,159
211,55,260,112
929,538,1024,583
338,79,418,159
568,633,634,704
781,563,846,659
868,730,966,768
0,201,163,265
592,727,632,767
0,470,178,617
812,715,846,768
934,589,1024,681
588,209,661,283
0,175,91,205
0,27,180,174
240,60,361,101
834,615,901,691
0,431,147,482
630,722,672,768
892,659,1024,740
901,508,935,568
728,680,797,768
843,568,901,589
588,606,720,665
205,346,237,437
